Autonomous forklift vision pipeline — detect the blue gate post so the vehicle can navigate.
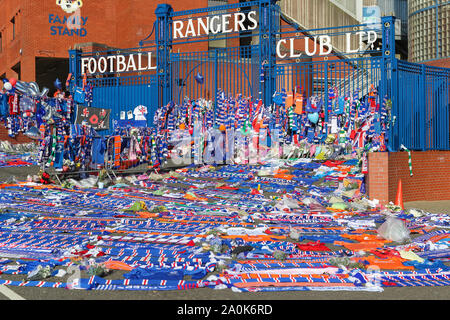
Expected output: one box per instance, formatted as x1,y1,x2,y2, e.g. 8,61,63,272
68,49,82,96
381,16,397,151
420,64,426,150
155,4,174,107
68,49,82,124
259,0,280,106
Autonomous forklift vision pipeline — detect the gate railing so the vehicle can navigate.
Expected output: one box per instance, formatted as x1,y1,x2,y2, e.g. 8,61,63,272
393,60,450,151
68,0,450,151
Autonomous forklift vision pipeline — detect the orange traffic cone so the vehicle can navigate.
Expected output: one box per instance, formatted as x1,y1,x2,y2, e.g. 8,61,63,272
395,179,404,210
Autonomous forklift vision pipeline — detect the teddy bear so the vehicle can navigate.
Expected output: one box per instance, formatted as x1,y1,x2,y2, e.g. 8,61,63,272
56,0,83,14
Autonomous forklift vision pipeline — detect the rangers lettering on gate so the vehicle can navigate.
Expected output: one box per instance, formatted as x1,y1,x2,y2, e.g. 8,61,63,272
172,11,258,39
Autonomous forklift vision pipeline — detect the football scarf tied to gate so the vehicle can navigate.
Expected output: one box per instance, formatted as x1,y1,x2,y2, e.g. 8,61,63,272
149,86,390,167
36,86,390,171
270,86,389,151
39,123,97,172
37,124,157,172
108,126,155,170
0,88,74,139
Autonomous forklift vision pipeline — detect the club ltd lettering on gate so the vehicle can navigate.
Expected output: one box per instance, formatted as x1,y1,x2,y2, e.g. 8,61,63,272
277,31,378,59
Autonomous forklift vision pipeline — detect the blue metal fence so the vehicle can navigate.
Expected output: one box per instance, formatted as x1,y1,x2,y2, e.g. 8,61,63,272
68,0,450,151
394,61,450,151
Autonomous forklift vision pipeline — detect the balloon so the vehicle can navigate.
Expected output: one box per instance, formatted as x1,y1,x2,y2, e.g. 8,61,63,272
194,72,204,85
24,127,42,140
9,78,17,87
40,87,49,99
54,78,62,90
14,81,28,95
29,82,40,97
2,79,8,84
308,112,319,124
12,81,49,98
3,82,12,91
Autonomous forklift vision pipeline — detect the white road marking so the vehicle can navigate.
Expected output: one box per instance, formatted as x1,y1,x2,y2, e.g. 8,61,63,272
0,285,26,300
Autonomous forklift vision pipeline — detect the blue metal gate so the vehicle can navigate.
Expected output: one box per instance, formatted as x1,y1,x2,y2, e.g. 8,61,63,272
170,45,260,105
69,47,160,135
68,0,450,150
394,61,450,151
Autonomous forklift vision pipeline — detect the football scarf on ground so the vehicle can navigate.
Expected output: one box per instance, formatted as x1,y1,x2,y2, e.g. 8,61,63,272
1,157,449,292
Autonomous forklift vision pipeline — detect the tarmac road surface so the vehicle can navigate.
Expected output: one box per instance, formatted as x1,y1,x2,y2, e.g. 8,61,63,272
0,284,449,300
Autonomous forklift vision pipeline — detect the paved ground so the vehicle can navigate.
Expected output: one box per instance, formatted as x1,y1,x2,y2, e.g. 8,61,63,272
404,201,450,215
0,165,449,301
0,281,449,300
0,165,39,182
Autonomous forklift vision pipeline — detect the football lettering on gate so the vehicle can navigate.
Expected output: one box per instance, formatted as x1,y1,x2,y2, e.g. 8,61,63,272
80,53,157,75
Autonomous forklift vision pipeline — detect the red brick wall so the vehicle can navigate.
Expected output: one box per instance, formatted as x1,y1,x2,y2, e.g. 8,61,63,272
388,151,450,202
0,123,33,144
367,152,389,204
0,0,211,82
0,0,22,80
367,151,450,204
